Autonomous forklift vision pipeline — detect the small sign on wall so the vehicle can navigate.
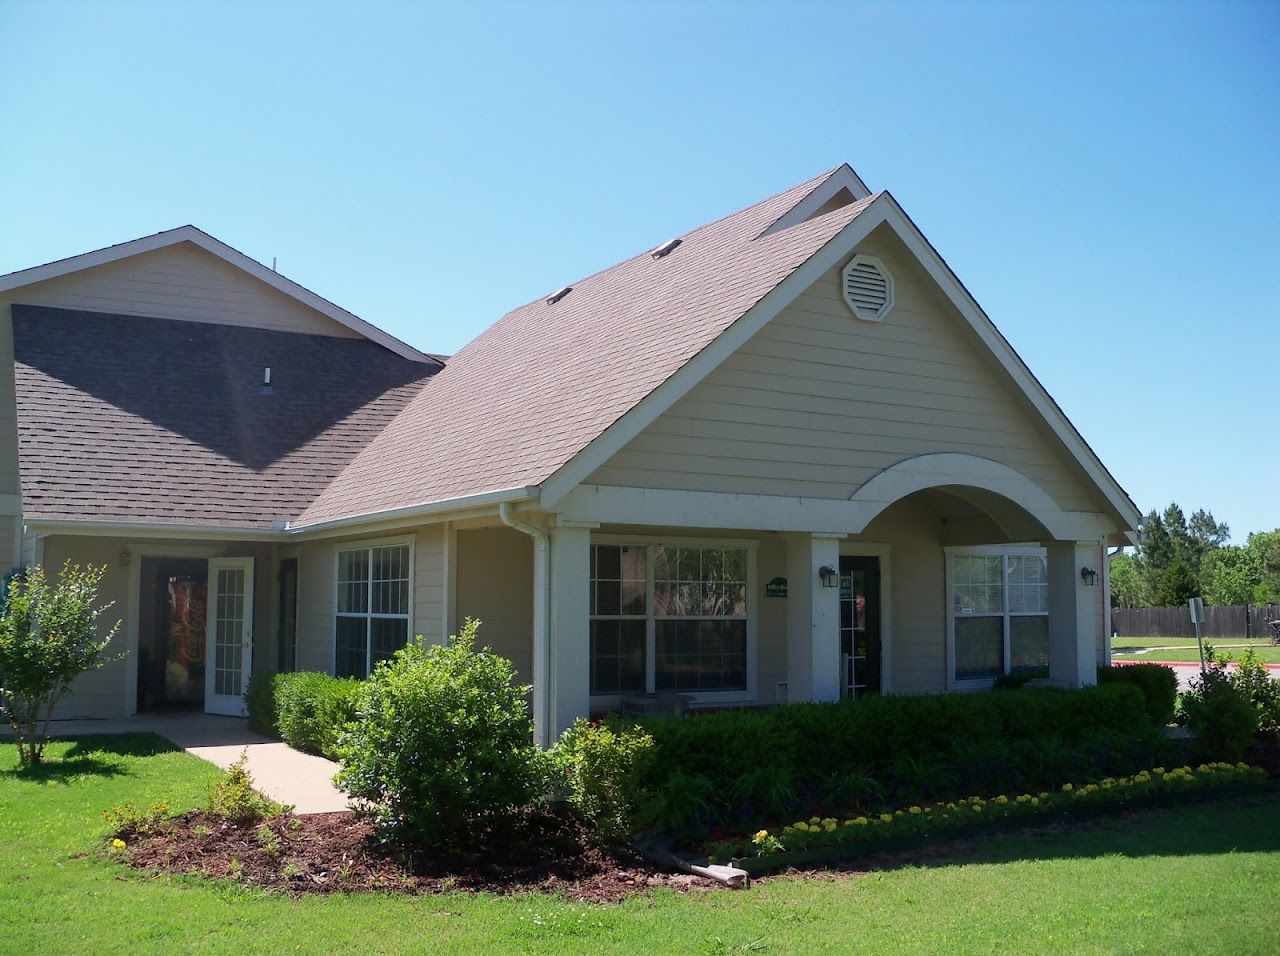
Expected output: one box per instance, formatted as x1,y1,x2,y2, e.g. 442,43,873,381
765,576,788,598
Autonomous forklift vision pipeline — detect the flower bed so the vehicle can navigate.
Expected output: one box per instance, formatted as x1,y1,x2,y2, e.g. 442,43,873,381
711,762,1272,874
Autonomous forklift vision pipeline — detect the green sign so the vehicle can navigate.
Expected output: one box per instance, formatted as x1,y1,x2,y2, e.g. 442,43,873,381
765,576,788,598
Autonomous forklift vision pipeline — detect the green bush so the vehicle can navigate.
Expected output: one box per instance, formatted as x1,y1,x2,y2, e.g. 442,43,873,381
274,671,362,759
635,683,1151,837
1228,647,1280,737
1179,659,1261,762
206,752,282,824
335,620,544,854
244,671,279,737
1098,663,1179,725
550,718,655,843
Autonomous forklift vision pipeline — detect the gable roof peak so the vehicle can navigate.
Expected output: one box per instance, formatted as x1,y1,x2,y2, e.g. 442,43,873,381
0,226,437,365
756,163,873,240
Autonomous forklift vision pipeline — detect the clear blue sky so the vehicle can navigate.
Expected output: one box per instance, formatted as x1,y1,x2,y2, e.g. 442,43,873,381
2,1,1276,539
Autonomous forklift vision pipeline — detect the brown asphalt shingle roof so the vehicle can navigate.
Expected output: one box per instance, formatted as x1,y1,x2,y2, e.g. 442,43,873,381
297,168,878,526
12,305,433,529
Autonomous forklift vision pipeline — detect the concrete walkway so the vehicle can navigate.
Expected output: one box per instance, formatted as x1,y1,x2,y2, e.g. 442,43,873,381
38,713,351,814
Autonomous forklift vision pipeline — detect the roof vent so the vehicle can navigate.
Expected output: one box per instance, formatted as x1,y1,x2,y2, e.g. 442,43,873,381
841,253,894,322
651,237,682,259
546,286,572,305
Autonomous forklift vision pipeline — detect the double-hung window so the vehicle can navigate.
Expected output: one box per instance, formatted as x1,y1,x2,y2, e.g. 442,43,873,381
335,541,412,678
949,547,1049,684
590,543,751,697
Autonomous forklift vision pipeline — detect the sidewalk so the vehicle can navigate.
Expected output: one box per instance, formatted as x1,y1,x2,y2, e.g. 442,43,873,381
38,713,351,815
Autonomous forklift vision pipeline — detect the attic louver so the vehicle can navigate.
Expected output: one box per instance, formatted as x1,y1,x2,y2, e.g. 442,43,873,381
841,253,893,322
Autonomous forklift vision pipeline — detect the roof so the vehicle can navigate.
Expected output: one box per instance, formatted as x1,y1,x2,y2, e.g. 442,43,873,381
0,225,439,366
296,166,880,527
12,305,434,529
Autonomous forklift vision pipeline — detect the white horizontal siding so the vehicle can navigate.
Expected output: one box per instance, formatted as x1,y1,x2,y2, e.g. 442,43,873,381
4,243,358,337
587,229,1104,514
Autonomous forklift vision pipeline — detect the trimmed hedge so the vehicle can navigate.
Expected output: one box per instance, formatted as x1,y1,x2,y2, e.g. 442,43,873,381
244,671,362,759
636,683,1164,836
1098,663,1178,726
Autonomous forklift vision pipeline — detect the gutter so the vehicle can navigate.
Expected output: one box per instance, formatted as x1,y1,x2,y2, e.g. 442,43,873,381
499,501,553,749
283,487,539,536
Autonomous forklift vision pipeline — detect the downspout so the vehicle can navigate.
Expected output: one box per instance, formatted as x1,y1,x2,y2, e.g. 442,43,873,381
499,502,553,749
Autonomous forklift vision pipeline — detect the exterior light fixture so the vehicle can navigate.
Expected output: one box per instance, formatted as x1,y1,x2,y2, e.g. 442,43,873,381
818,565,839,588
1080,566,1098,586
120,549,132,567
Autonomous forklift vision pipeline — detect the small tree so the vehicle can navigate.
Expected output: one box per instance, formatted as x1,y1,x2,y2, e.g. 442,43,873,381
0,563,119,766
1155,556,1199,607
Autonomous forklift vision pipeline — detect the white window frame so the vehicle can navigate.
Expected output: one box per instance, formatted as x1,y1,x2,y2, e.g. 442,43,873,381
590,534,757,707
944,543,1048,691
333,536,414,678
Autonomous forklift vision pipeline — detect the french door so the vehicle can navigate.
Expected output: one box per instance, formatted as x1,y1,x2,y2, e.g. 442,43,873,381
839,555,882,697
204,558,255,716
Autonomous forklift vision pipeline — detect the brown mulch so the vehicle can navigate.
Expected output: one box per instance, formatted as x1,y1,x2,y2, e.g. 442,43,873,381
118,809,709,902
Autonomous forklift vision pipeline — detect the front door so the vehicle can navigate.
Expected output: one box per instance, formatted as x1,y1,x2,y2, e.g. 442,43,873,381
839,555,881,696
204,558,254,716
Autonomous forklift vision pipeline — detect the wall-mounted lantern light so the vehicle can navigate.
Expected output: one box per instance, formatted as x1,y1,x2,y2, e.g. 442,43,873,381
818,565,839,588
1080,566,1098,587
120,549,132,567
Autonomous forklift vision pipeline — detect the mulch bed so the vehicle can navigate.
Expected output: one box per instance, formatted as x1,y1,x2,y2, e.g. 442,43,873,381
117,809,708,902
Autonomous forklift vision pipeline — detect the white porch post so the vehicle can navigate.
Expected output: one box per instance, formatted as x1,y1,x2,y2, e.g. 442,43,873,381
1047,540,1099,687
785,533,842,702
547,522,592,744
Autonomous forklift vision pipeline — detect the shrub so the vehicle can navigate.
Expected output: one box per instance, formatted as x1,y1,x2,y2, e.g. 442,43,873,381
1098,664,1178,725
335,619,544,854
1179,665,1258,763
275,671,362,758
0,563,119,766
636,683,1150,835
1228,647,1280,737
550,718,655,843
206,751,282,824
103,801,172,837
245,671,279,737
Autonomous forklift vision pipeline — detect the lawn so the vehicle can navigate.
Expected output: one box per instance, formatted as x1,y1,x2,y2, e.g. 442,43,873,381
3,735,1280,955
1113,636,1280,663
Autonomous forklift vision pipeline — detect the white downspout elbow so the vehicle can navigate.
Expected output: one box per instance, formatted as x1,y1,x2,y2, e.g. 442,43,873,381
498,502,553,748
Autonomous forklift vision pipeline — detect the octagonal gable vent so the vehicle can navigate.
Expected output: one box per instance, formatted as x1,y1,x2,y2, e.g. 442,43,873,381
841,253,894,322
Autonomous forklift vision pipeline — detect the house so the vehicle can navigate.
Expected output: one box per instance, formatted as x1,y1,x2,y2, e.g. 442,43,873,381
0,165,1139,746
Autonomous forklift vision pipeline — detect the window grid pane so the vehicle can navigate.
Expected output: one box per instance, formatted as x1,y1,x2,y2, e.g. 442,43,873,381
336,544,411,678
952,551,1049,682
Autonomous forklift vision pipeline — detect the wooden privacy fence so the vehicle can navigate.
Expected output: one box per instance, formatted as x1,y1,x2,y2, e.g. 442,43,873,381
1113,604,1280,639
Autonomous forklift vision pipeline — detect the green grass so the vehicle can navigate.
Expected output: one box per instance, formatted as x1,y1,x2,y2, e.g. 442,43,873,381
1113,636,1280,664
3,735,1280,954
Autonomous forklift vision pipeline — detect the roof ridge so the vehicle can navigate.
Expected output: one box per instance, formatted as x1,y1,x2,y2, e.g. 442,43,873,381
502,165,844,318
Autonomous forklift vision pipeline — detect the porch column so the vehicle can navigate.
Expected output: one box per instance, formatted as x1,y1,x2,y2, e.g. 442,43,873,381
785,533,842,702
1046,540,1099,687
547,522,592,744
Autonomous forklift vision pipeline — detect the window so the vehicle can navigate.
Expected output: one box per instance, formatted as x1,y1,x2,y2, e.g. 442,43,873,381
950,549,1049,683
589,543,751,697
335,542,411,678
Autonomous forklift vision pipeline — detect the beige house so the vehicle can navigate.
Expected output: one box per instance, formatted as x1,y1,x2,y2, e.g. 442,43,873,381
0,165,1139,746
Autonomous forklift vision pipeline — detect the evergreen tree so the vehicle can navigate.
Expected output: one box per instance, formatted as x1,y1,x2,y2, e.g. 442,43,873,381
1155,556,1199,607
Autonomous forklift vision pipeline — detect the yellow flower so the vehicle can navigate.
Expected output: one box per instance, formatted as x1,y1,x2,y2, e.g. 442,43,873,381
824,821,837,832
1061,783,1073,793
855,816,869,826
1237,762,1250,771
111,838,126,850
810,817,822,825
908,806,922,814
752,829,770,843
995,795,1008,805
973,804,983,813
1153,767,1165,775
822,818,837,828
1030,797,1040,807
880,813,893,824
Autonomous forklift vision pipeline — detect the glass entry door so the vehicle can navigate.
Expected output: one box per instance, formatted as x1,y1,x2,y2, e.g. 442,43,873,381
204,558,255,716
839,555,882,697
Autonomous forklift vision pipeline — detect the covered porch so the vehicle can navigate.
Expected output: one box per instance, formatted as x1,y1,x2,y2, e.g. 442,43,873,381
455,455,1116,747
